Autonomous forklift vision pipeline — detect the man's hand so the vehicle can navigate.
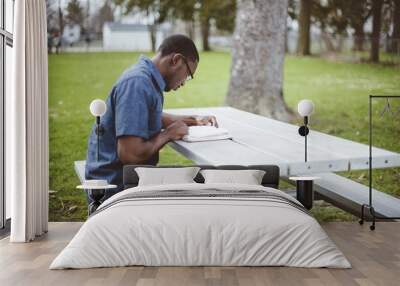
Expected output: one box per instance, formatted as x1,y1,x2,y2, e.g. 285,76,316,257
162,113,219,128
166,120,189,140
195,115,219,127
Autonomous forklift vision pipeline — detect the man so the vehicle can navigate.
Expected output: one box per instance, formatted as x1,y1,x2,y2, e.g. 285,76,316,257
85,34,217,202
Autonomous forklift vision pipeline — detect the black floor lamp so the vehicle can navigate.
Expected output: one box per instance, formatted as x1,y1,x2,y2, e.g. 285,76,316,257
359,95,400,231
89,99,107,161
297,99,315,162
79,99,115,215
290,100,317,210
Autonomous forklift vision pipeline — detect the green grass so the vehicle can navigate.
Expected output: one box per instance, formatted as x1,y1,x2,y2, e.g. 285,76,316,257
49,52,400,222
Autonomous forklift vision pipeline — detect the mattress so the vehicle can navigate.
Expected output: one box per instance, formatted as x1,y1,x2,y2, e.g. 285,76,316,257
50,183,351,269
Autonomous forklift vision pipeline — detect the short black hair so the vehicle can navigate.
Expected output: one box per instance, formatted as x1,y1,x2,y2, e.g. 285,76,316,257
157,34,199,63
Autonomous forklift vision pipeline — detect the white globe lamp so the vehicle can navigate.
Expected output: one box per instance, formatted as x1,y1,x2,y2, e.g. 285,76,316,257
297,99,315,162
90,99,107,161
297,99,314,117
90,99,107,117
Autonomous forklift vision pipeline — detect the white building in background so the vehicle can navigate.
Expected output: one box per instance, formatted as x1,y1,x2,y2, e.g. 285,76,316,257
63,24,81,45
103,22,166,51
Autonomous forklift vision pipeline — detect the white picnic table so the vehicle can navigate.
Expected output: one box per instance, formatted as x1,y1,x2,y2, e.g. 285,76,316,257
165,106,400,218
166,106,400,175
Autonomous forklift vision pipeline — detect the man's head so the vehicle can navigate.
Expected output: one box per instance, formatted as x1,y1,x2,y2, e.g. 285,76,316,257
154,34,199,92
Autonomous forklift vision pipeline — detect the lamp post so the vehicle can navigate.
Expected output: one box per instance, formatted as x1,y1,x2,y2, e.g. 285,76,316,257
297,99,314,162
89,99,107,161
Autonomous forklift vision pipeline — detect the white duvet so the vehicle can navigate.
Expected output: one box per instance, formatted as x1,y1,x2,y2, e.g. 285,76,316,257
50,183,351,269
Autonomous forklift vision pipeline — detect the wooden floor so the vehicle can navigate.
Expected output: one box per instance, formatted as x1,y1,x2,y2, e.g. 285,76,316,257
0,222,399,286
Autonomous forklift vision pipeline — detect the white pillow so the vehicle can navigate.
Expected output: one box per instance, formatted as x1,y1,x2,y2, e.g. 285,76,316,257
135,167,201,186
200,169,266,185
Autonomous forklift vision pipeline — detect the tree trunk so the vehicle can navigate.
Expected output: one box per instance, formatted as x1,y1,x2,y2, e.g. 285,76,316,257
201,17,211,51
336,35,344,53
58,7,64,35
186,20,195,41
370,0,383,63
296,0,312,55
226,0,294,122
285,27,289,53
391,0,400,53
148,24,157,52
353,23,365,51
57,7,64,54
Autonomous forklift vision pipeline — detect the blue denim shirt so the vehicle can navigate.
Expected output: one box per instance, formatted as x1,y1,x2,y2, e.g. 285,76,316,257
85,56,165,198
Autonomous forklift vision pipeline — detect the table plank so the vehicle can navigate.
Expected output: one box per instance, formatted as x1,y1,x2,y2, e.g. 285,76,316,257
169,139,291,176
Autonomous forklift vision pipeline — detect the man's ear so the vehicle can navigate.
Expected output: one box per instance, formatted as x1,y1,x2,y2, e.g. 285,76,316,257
170,53,182,67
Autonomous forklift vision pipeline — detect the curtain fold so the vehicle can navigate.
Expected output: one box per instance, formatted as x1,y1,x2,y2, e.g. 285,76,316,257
9,0,49,242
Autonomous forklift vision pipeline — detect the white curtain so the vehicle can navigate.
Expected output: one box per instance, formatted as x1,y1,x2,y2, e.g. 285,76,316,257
8,0,49,242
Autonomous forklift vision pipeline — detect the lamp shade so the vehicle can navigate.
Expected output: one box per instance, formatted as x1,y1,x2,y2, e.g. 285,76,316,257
90,99,107,117
297,99,314,117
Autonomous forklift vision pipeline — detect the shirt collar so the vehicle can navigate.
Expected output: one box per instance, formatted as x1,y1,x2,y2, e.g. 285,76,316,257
139,55,166,93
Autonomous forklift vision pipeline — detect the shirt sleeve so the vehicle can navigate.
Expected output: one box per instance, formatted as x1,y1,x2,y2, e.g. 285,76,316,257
115,77,153,140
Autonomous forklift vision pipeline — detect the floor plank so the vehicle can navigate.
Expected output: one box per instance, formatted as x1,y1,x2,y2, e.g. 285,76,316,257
0,222,399,286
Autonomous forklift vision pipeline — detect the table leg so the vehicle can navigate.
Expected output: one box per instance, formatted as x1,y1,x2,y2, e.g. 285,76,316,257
87,189,106,216
296,180,314,210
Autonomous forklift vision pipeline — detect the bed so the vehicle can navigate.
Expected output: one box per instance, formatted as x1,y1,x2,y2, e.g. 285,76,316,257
50,165,350,269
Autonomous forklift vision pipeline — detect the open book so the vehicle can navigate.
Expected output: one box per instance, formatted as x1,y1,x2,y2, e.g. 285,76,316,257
182,126,232,142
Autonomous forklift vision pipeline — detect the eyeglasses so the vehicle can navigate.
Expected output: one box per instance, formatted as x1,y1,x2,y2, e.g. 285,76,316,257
181,56,194,82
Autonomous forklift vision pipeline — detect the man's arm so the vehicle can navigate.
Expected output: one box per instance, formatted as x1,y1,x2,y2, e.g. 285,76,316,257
162,112,218,128
117,120,188,165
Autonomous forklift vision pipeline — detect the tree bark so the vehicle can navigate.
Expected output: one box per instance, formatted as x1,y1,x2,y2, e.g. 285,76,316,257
285,27,289,53
186,20,195,41
370,0,383,63
296,0,312,55
57,7,64,54
201,17,211,51
391,0,400,53
321,31,336,52
353,23,365,51
226,0,294,122
148,24,157,53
